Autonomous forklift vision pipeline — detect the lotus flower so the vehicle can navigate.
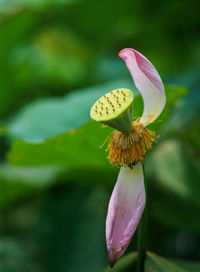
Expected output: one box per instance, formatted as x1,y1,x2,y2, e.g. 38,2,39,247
106,48,166,266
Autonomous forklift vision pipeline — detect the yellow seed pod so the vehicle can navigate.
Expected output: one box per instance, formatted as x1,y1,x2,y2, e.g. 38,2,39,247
90,88,134,134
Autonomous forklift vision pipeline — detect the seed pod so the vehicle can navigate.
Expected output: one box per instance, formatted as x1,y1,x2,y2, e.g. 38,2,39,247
90,88,134,134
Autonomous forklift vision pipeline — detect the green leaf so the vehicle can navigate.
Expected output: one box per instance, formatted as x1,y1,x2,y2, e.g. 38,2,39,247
8,121,118,188
8,121,112,167
145,252,186,272
164,69,200,132
147,85,188,133
101,252,137,272
7,79,134,142
173,259,200,271
4,122,120,210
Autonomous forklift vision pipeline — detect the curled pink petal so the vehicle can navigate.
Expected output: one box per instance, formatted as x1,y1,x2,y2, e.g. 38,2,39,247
106,164,145,267
119,48,166,126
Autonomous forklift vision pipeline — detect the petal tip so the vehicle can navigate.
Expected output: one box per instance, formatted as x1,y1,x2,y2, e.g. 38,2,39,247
118,48,134,60
108,247,123,268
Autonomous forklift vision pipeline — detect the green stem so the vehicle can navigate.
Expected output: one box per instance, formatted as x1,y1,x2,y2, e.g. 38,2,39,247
136,164,147,272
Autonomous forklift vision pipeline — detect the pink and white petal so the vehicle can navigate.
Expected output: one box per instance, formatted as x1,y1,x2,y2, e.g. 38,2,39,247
106,164,145,267
119,48,166,126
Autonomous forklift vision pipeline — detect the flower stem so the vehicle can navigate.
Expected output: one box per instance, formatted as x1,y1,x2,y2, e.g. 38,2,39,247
136,164,147,272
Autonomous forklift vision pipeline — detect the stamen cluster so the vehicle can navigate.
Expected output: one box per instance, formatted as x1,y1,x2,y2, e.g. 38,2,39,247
107,121,157,168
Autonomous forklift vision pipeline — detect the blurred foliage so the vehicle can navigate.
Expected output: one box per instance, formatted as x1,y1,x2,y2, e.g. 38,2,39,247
0,0,200,271
102,252,200,272
145,252,186,272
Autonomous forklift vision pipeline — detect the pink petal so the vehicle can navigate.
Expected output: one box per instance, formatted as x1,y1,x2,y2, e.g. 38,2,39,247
106,164,145,267
119,48,166,126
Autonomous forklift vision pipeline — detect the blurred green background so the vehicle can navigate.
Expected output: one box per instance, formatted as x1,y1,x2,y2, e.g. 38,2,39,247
0,0,200,271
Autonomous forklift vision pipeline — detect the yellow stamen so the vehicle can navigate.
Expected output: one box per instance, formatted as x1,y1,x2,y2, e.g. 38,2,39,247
99,135,110,149
107,121,158,168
